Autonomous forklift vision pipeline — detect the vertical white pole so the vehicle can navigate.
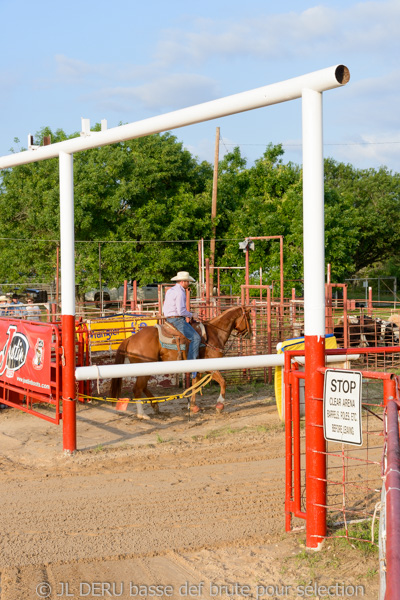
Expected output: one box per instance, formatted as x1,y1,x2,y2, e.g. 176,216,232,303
302,88,326,549
59,152,76,316
59,151,76,453
302,88,325,336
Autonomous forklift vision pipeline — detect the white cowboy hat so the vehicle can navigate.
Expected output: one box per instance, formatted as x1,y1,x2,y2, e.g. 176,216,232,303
0,296,8,302
171,271,196,282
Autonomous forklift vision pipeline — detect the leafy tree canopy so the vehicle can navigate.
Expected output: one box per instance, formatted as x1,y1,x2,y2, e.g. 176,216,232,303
0,127,399,298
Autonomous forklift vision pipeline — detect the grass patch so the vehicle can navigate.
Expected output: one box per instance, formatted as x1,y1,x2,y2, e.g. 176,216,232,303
203,422,284,440
156,433,174,444
204,425,246,439
332,519,379,557
256,422,285,433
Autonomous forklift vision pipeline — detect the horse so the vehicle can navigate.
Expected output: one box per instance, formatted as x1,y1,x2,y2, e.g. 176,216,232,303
110,305,252,418
334,315,399,347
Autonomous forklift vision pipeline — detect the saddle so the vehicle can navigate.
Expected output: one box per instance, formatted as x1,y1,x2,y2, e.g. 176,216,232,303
155,321,206,360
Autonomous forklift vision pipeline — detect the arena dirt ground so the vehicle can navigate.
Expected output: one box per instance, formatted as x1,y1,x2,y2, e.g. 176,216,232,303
0,378,380,599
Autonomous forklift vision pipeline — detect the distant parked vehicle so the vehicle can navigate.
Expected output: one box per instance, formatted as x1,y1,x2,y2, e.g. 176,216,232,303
24,288,48,303
84,283,159,306
137,284,159,301
84,287,115,306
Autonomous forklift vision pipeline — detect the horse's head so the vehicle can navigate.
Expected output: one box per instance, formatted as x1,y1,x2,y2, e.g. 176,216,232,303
234,306,252,338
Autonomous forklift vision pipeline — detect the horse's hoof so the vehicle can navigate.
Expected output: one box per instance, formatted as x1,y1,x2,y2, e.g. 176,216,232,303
137,413,150,421
190,405,200,414
216,402,225,413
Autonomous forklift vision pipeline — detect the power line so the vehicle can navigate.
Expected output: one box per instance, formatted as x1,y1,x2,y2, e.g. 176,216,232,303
221,140,400,148
0,236,248,244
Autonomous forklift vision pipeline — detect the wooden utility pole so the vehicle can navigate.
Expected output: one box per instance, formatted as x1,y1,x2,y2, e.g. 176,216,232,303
210,127,220,296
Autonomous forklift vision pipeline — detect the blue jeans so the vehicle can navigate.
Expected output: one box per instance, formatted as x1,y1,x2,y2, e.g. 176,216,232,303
166,317,201,378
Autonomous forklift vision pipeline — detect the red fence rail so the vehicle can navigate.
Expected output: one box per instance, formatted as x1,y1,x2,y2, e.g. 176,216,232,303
384,399,400,600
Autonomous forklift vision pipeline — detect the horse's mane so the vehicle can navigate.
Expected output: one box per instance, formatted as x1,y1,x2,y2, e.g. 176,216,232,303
206,305,242,325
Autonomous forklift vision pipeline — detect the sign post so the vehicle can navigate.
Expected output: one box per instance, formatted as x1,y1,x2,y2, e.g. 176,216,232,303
323,369,363,446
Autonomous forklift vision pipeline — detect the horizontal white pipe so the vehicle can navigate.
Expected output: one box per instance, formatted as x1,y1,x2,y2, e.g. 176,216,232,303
76,354,284,381
0,65,349,170
75,352,360,382
295,354,360,366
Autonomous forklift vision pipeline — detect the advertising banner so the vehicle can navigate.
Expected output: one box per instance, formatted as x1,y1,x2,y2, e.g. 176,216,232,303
0,320,54,396
87,314,158,352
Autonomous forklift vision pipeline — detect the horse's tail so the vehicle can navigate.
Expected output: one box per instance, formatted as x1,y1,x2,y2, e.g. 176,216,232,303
110,339,129,399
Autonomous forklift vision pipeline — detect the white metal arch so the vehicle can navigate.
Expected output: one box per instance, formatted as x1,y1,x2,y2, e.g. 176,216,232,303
0,67,350,507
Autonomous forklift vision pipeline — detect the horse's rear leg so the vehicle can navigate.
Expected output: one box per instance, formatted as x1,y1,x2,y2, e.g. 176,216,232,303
133,376,153,420
143,384,160,415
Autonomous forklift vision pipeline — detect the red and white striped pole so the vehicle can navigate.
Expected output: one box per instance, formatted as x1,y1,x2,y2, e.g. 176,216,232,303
59,152,77,454
302,88,326,549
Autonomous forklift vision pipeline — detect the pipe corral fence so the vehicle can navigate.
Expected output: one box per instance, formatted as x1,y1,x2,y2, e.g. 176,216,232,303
0,65,371,554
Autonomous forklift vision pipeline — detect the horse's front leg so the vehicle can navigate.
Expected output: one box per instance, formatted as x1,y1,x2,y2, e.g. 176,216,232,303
190,375,201,413
211,371,226,413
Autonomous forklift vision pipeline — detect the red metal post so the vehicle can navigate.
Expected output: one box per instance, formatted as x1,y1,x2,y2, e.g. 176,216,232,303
267,286,272,383
284,351,293,532
291,288,296,333
304,335,326,548
62,314,76,453
280,235,284,320
385,400,400,600
56,245,60,306
383,377,396,406
123,279,127,311
130,280,137,311
245,246,250,305
368,286,373,316
292,371,307,520
158,284,162,315
205,258,210,319
343,285,348,348
198,239,202,296
325,284,333,334
251,299,256,356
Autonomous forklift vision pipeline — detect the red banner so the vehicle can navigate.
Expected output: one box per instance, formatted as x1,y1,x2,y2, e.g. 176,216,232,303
0,319,54,396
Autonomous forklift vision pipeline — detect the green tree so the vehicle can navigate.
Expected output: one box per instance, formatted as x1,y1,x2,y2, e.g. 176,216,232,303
0,127,213,291
217,144,303,294
324,159,400,275
2,129,400,299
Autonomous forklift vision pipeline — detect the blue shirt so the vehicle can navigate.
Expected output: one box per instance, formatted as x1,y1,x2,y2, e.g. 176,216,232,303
163,284,192,318
8,301,26,318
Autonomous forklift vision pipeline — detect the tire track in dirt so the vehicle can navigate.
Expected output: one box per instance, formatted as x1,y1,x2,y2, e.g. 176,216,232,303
0,454,285,568
0,388,380,599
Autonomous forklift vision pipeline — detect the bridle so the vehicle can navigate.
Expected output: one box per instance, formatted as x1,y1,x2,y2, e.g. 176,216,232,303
235,306,251,339
202,306,251,353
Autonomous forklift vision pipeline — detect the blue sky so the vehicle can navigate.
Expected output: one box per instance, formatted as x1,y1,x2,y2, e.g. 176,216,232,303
1,0,400,172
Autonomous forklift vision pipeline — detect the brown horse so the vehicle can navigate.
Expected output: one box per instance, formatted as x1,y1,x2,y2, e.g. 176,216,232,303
110,305,251,417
